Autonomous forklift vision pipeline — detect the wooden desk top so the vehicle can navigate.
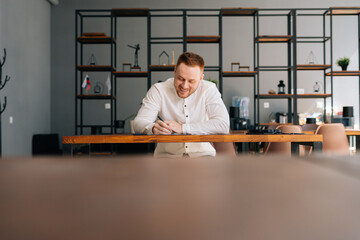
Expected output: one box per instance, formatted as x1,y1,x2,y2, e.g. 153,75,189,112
63,134,323,144
1,156,360,240
303,129,360,135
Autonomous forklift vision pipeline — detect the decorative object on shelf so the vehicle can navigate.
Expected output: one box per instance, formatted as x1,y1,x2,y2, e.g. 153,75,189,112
268,89,276,94
277,80,285,94
306,51,318,64
127,43,140,68
91,126,102,135
105,74,111,95
313,81,321,93
204,77,218,86
87,54,97,65
231,62,250,71
268,112,276,123
231,62,240,71
82,74,91,94
93,82,104,94
172,51,175,65
159,51,169,65
122,63,131,72
0,48,11,156
336,56,350,71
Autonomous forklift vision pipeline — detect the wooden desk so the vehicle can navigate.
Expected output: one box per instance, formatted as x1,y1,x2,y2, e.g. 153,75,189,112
1,156,360,240
63,134,323,156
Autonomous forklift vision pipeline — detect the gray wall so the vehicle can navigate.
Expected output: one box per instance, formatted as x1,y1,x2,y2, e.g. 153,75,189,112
49,0,359,143
0,0,51,156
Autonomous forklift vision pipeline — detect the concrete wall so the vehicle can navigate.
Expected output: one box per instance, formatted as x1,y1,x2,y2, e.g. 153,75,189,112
49,0,359,142
0,0,51,156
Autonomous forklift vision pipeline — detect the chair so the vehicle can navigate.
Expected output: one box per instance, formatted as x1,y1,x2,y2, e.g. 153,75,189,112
301,124,319,132
313,123,350,155
32,134,62,156
213,142,237,156
264,125,303,156
301,124,320,156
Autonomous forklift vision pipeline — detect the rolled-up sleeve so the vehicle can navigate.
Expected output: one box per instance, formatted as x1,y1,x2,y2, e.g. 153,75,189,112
133,86,161,134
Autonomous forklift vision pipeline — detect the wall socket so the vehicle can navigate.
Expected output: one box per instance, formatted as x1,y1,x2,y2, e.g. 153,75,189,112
264,102,270,108
105,103,111,109
9,116,13,124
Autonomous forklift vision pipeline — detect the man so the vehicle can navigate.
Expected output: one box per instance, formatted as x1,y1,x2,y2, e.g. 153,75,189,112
133,52,229,157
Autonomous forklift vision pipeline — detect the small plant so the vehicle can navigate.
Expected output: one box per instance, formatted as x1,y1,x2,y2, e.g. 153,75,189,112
336,56,350,70
204,77,218,86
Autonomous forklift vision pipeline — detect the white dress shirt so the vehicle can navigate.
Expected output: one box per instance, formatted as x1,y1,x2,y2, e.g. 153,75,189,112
133,78,230,157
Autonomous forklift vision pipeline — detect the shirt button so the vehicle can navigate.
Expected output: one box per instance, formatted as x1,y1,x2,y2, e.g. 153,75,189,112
186,115,188,117
185,146,188,148
184,105,187,107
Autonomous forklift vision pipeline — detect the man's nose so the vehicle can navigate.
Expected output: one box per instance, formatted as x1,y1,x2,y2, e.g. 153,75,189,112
182,81,189,89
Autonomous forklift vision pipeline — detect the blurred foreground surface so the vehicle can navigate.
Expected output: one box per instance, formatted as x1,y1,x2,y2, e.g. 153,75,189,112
1,155,360,240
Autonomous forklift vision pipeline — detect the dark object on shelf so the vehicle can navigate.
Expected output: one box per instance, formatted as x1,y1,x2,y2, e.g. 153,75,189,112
122,63,131,71
131,66,141,72
276,112,288,124
231,62,250,71
247,129,282,134
159,51,169,65
336,56,350,71
87,54,97,65
115,120,125,133
306,118,317,124
343,106,353,117
313,81,321,93
32,134,62,155
93,82,104,94
91,126,102,135
277,80,285,94
128,44,140,68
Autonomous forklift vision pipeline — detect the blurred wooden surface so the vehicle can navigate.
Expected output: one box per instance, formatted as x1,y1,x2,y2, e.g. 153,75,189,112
1,156,360,240
63,134,323,144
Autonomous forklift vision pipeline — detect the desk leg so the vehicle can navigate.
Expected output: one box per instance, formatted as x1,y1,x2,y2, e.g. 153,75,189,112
312,142,323,153
63,144,73,156
291,142,299,156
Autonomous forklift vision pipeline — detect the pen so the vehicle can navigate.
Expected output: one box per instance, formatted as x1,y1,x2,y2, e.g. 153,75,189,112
157,116,165,122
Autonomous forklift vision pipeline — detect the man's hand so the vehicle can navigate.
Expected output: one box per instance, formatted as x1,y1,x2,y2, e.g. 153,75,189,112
152,120,172,135
165,120,183,134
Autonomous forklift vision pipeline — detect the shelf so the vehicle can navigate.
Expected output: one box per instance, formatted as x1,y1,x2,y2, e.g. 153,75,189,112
297,94,332,98
257,94,331,99
326,71,360,76
297,64,331,70
77,36,115,44
257,94,293,99
113,71,148,77
77,95,116,100
256,35,293,43
329,7,360,15
221,8,258,16
149,65,175,71
222,71,257,77
255,66,292,71
260,123,294,126
186,35,220,43
112,8,149,16
77,65,115,72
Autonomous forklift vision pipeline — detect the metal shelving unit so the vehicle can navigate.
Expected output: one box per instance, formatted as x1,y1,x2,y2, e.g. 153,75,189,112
75,10,116,135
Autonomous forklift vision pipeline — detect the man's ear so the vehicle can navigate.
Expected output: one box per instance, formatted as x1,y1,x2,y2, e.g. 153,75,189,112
174,66,176,76
200,73,204,81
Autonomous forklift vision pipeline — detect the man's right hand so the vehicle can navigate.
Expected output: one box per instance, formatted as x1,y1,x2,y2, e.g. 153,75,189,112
152,120,172,135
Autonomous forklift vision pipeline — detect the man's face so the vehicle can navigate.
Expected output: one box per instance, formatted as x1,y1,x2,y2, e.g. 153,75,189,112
174,63,204,99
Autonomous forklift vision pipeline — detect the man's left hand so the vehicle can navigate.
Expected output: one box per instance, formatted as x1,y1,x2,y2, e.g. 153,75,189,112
164,120,183,134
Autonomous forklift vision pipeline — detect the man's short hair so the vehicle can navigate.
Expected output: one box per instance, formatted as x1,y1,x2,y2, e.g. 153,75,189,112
176,52,205,72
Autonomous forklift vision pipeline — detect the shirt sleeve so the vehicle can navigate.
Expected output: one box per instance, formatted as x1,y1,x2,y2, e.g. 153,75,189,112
182,85,230,135
133,86,161,134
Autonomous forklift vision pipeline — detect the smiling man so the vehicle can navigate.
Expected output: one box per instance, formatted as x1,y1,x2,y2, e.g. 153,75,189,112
133,52,229,157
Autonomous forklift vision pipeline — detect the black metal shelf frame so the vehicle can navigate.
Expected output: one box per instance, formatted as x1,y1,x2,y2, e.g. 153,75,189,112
254,8,334,126
74,7,360,134
75,10,116,135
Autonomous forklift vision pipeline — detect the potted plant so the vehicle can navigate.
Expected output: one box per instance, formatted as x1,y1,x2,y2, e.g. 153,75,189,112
336,56,350,71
